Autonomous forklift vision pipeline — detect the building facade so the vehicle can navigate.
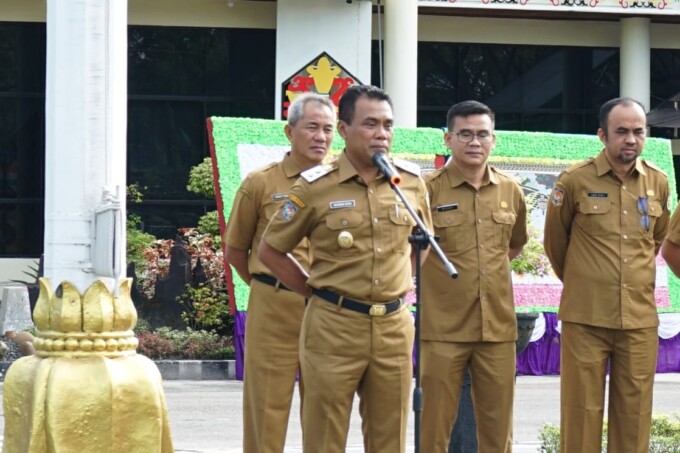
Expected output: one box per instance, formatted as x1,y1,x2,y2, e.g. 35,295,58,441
1,0,679,279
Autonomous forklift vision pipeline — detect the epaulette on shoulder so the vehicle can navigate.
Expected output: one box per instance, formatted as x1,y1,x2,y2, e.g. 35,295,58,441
393,158,421,176
423,166,445,182
245,161,278,180
300,163,337,183
564,157,594,174
490,166,512,179
642,159,668,177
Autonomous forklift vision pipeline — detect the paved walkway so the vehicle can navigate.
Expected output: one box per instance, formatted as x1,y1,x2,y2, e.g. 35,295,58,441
1,374,679,452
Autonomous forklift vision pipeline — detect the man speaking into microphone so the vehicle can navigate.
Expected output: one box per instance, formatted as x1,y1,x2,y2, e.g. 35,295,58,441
259,85,432,453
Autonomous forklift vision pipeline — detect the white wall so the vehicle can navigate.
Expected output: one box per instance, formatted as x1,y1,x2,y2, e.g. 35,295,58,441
0,259,39,284
417,15,678,49
275,0,373,120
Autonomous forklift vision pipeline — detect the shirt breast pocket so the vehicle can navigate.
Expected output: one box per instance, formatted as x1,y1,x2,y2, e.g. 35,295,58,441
432,211,465,252
576,198,614,236
389,207,417,253
492,211,516,248
325,211,364,256
639,200,663,237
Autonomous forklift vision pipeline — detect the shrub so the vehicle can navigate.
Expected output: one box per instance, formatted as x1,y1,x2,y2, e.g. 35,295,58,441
538,414,680,453
177,283,232,335
137,327,234,360
136,228,225,301
197,210,221,248
187,157,215,198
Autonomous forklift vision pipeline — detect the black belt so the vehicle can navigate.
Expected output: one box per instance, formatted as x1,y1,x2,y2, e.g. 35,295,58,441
311,288,402,317
252,274,291,292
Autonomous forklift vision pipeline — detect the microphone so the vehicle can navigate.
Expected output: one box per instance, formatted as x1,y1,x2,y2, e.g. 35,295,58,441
372,153,402,186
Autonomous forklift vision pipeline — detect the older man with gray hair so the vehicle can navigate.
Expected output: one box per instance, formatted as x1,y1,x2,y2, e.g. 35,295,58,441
224,93,336,452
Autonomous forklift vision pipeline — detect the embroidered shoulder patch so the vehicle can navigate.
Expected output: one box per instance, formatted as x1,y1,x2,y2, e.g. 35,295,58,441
288,193,306,208
281,200,299,222
551,187,565,207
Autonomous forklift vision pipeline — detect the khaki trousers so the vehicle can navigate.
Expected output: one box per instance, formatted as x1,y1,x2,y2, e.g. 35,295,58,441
560,322,658,453
299,296,415,453
420,340,516,453
243,279,306,453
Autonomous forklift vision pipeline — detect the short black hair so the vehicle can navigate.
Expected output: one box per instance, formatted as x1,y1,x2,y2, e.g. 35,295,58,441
598,97,646,131
446,100,495,131
338,85,393,124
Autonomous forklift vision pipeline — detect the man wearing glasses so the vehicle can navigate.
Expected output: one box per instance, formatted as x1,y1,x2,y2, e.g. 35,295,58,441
544,97,670,452
420,100,528,452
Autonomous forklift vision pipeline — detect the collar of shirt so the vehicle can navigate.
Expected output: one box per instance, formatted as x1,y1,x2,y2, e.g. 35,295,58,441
444,162,497,188
594,149,647,177
282,152,303,178
337,150,369,184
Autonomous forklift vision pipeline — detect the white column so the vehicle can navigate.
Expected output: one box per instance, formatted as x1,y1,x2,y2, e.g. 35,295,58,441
384,0,418,127
44,0,128,292
620,17,650,111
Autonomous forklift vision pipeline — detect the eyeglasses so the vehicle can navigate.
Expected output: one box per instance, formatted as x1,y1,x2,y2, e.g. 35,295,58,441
638,196,650,232
453,131,493,143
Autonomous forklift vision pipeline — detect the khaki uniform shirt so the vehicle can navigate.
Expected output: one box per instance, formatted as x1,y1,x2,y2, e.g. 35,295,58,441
263,151,433,303
665,208,680,245
544,150,670,329
224,153,311,276
421,164,528,342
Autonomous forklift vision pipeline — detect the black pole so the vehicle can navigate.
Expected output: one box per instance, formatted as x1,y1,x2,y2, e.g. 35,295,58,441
387,182,457,453
411,229,426,453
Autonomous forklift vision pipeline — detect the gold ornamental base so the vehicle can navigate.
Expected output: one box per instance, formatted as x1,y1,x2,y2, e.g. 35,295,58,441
2,278,174,453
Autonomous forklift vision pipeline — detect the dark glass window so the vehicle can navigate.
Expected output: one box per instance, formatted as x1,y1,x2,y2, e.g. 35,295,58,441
1,23,276,257
415,42,620,133
650,49,680,140
127,26,276,239
0,22,46,257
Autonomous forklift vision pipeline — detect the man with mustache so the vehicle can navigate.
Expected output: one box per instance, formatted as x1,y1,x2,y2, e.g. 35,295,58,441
544,97,670,452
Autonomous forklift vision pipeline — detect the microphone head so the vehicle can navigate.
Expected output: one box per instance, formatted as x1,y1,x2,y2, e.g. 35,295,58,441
372,152,388,166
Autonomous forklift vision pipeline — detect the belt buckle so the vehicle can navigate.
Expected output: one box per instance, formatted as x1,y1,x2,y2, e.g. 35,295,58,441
369,304,387,317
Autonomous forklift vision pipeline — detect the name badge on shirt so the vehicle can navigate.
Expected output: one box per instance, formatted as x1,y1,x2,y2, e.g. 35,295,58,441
271,193,288,201
588,192,608,198
436,203,459,212
330,200,356,209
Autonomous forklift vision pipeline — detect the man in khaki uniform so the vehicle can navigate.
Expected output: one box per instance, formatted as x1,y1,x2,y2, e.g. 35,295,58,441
224,93,336,453
544,97,670,453
420,100,528,452
259,85,432,453
661,210,680,277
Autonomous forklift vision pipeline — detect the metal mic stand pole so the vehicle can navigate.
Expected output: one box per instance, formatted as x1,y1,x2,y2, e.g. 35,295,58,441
388,183,458,453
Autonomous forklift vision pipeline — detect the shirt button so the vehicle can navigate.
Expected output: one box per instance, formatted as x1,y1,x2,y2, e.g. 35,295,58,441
623,210,628,215
623,283,628,288
475,193,480,198
593,205,598,210
623,234,628,240
481,269,486,274
479,244,484,249
374,279,380,285
341,219,348,226
622,185,627,190
403,215,409,222
477,219,483,224
623,258,628,263
373,218,379,224
369,189,374,194
376,247,383,253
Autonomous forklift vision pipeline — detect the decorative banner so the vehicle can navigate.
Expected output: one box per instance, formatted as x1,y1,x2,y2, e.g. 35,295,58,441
281,52,361,119
419,0,680,13
207,117,679,315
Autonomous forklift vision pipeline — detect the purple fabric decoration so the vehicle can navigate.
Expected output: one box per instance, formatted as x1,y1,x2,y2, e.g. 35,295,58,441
234,310,247,380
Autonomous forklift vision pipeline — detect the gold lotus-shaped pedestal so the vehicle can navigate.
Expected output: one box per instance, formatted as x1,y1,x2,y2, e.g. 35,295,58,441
3,278,174,453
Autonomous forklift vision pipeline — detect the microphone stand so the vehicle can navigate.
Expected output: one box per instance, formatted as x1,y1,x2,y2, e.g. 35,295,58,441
387,181,457,453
